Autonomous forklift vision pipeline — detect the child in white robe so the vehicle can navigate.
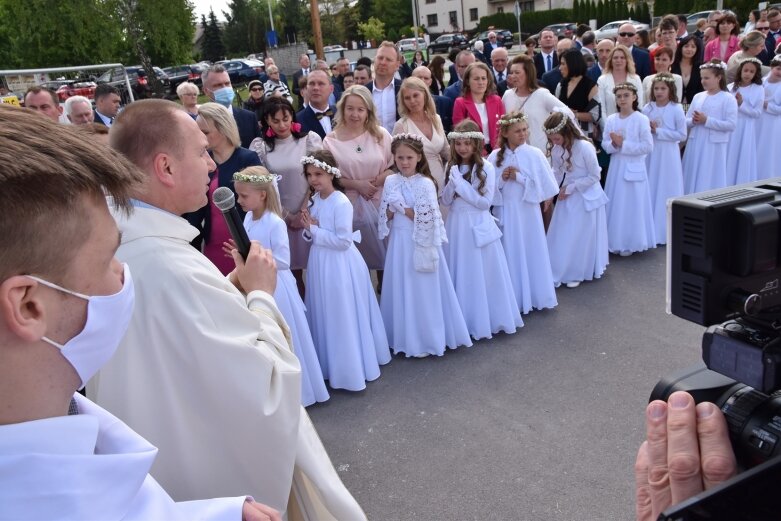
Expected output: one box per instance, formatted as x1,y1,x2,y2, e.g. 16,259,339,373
544,111,610,287
642,73,686,244
228,167,329,407
487,111,559,313
756,56,781,180
378,134,472,357
726,58,764,185
441,119,523,340
681,59,738,194
602,81,656,256
301,151,391,391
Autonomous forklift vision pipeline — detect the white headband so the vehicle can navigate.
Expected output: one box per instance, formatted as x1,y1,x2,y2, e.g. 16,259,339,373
301,156,341,178
447,131,485,141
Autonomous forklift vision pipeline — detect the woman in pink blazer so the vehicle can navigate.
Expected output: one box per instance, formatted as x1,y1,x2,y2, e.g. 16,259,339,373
452,62,505,153
704,13,741,62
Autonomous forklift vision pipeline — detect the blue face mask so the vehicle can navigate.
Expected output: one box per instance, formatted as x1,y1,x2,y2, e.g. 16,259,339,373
213,86,235,107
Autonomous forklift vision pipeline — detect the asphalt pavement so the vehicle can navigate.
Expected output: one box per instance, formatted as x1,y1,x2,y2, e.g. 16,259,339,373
307,246,707,520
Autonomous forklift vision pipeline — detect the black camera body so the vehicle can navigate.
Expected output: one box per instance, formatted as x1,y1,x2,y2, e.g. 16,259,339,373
656,180,781,468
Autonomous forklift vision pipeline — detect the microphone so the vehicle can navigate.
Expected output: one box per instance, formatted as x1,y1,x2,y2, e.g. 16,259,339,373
212,186,251,260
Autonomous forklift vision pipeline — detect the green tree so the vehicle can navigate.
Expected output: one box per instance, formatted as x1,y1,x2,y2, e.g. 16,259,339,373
199,10,226,62
120,0,196,66
358,16,385,42
573,0,581,23
0,0,122,68
278,0,309,44
371,0,410,43
223,0,267,56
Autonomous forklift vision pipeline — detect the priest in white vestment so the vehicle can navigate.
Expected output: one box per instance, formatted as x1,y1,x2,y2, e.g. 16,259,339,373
87,99,365,521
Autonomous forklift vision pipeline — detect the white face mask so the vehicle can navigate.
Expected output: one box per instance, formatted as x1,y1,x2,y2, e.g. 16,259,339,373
27,264,135,388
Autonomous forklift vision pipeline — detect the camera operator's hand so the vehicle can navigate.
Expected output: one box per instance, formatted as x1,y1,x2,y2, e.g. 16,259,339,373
635,391,737,521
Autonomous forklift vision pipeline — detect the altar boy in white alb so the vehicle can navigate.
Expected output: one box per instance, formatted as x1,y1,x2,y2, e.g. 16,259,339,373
0,105,279,521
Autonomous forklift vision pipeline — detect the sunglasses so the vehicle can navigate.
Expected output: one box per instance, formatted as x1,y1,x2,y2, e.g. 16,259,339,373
250,87,263,92
757,26,770,31
619,32,636,37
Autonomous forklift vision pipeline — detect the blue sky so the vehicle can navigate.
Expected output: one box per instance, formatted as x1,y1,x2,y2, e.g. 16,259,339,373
193,0,230,21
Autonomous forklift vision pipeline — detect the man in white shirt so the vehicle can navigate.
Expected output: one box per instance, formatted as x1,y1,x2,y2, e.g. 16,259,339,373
367,41,402,134
0,104,280,521
297,70,335,139
534,30,558,79
491,47,509,95
292,53,310,106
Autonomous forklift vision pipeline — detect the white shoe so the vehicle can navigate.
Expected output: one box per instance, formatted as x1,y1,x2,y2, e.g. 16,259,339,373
566,281,581,288
619,251,632,257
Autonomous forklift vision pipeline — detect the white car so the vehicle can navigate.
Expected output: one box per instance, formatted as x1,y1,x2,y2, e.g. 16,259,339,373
397,38,427,52
594,20,650,41
323,45,348,53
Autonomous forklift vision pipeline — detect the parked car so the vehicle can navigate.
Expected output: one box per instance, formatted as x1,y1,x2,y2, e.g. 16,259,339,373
215,59,265,85
428,33,469,54
163,64,206,90
594,20,650,41
40,78,97,102
533,23,578,41
397,37,427,51
323,45,348,53
469,29,514,49
96,66,171,103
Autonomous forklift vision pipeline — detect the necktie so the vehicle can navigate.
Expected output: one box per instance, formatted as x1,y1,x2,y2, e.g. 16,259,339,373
315,109,334,120
497,72,504,83
546,55,552,72
304,69,308,77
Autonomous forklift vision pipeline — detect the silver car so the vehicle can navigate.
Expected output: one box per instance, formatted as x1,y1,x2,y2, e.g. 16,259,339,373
594,20,650,41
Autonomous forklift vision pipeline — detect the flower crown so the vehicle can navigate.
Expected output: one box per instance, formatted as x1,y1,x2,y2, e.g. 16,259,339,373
233,172,280,184
392,133,423,143
738,57,763,68
301,155,341,178
497,114,528,127
652,73,677,85
447,131,485,141
543,113,568,135
612,82,637,94
700,61,727,71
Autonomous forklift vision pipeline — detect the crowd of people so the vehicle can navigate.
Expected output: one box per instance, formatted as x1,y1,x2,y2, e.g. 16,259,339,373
3,9,780,519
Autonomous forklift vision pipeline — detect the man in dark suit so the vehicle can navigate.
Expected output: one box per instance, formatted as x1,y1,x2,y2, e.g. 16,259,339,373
540,38,573,93
201,64,261,148
765,9,781,61
617,23,650,78
587,39,614,82
92,84,121,127
484,31,502,56
447,49,459,86
534,30,558,79
296,70,335,140
292,53,310,107
443,50,476,100
366,41,403,133
333,56,351,90
411,66,454,132
490,47,509,96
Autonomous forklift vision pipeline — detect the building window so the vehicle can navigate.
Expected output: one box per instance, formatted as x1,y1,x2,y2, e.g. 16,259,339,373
425,0,434,4
497,6,503,12
521,1,534,12
449,10,457,24
469,8,478,21
427,13,438,26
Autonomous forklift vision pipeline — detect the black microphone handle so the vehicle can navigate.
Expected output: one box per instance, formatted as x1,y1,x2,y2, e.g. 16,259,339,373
222,206,251,260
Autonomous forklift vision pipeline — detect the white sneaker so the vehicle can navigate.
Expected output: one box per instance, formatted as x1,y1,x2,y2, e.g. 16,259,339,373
619,251,632,257
566,281,581,288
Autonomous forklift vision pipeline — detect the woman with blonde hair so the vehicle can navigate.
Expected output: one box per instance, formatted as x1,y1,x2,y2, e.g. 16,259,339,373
596,45,644,129
392,77,449,190
452,62,505,153
726,31,770,84
176,81,200,119
323,85,394,274
184,102,261,274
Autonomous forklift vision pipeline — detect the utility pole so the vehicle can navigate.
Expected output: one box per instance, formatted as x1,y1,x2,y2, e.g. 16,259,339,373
310,0,324,59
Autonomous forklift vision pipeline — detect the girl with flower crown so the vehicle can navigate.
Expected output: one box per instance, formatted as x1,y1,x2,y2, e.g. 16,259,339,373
602,82,656,256
681,59,738,194
544,111,610,288
726,58,764,185
250,97,322,296
487,111,559,313
377,134,471,357
300,151,391,392
224,166,329,406
756,55,781,180
441,119,523,340
642,73,686,244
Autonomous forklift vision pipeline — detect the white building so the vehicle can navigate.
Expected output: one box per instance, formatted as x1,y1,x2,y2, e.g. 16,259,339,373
418,0,570,34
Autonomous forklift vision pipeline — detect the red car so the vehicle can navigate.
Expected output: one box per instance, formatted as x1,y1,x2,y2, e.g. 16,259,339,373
41,79,97,102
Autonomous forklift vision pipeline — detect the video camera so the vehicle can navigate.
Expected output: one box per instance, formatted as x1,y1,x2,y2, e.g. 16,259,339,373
652,179,781,520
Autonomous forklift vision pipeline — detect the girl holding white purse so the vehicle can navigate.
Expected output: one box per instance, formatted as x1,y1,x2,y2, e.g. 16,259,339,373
440,120,523,340
378,134,472,358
